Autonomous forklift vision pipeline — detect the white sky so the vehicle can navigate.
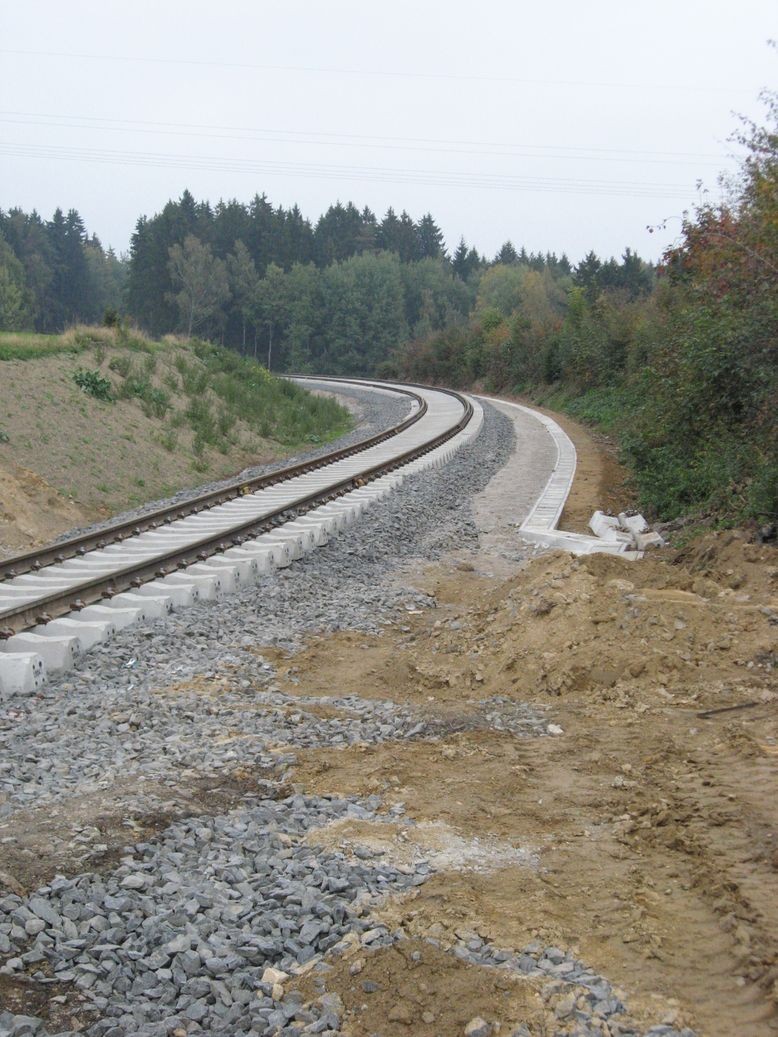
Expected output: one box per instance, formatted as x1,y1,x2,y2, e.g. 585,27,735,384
1,0,775,263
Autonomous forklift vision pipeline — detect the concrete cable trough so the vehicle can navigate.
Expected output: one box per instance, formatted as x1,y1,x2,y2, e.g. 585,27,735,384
476,395,642,558
0,379,482,698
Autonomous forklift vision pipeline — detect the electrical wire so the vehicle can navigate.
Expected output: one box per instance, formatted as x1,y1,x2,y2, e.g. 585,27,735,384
0,140,703,200
0,110,735,167
0,47,751,93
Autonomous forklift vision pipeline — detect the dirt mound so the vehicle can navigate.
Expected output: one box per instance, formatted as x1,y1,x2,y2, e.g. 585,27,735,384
283,532,778,1035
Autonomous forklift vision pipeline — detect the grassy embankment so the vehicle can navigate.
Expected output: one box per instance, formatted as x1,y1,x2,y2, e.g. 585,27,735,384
0,325,351,551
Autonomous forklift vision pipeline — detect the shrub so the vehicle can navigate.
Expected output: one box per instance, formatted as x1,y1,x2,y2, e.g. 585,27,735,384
73,368,113,402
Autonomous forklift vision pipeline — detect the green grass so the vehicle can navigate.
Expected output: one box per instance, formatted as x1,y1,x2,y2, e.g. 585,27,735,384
2,325,353,462
0,325,156,361
0,331,87,360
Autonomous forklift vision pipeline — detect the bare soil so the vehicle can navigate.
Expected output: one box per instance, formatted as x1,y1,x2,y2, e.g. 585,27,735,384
0,460,87,555
290,938,546,1036
282,530,777,1036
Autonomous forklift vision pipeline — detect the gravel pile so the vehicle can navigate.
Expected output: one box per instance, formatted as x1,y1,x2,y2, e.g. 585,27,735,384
55,380,411,545
0,794,422,1037
1,681,549,816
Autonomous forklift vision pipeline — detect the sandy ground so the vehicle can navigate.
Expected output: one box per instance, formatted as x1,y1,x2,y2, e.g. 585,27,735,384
282,530,777,1037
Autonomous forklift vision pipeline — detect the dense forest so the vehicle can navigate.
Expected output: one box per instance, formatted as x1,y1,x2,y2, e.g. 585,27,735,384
0,194,572,374
0,208,125,332
1,96,774,524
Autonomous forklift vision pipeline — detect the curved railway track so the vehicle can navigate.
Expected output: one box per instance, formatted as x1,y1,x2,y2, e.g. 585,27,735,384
0,378,481,695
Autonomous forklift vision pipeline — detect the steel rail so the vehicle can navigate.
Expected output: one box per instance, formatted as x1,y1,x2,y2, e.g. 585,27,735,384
0,381,473,636
0,380,426,581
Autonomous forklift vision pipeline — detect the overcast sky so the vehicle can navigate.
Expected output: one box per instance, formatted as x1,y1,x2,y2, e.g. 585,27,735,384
1,1,775,263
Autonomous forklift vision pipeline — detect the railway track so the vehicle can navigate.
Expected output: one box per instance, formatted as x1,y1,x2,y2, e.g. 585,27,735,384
0,378,482,696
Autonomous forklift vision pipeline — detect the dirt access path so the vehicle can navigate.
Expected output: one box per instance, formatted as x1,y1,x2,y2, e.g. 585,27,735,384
270,402,778,1036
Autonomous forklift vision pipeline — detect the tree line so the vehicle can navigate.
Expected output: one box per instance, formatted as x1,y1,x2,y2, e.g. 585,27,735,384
393,96,777,523
0,190,575,376
0,207,124,332
3,103,773,525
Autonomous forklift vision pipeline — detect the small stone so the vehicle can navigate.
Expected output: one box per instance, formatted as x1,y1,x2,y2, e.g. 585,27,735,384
422,1010,436,1023
555,994,575,1019
349,958,365,976
119,873,147,890
465,1018,492,1037
28,896,59,927
262,966,289,986
388,1003,413,1024
185,1000,208,1022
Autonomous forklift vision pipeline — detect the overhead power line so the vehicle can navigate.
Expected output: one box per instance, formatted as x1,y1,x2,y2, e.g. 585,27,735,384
0,140,701,201
0,48,752,93
0,110,735,168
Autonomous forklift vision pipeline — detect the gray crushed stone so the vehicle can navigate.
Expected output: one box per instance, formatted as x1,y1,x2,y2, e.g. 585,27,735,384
0,399,695,1037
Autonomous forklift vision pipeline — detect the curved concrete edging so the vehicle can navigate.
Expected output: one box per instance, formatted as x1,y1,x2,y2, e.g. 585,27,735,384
475,394,640,558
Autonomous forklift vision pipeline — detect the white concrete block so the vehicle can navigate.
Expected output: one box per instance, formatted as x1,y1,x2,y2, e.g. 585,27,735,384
252,534,303,561
102,591,172,617
3,632,81,673
134,581,197,607
0,652,46,698
283,519,329,547
589,511,622,538
186,562,239,594
618,512,649,535
77,604,144,629
162,572,221,601
34,617,115,650
222,545,279,573
634,530,666,551
198,555,259,585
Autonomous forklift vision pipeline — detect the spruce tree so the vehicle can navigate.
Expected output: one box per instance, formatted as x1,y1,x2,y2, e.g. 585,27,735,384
495,241,519,265
417,214,446,259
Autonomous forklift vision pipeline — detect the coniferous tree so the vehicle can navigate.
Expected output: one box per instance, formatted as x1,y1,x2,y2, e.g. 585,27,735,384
0,235,31,330
417,214,446,259
574,251,603,303
378,208,402,253
495,241,519,265
452,238,470,280
227,241,259,352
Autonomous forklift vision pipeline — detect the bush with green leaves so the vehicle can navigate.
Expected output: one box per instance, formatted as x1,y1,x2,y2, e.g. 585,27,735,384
73,368,113,402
